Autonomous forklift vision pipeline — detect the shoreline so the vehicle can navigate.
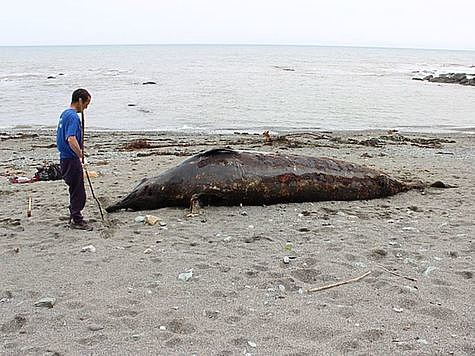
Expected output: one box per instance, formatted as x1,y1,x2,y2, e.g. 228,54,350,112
1,129,474,354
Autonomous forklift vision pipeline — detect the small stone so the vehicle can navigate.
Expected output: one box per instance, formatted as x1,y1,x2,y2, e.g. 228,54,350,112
159,325,166,331
134,216,145,223
81,245,96,253
370,248,387,259
393,307,403,313
248,341,257,348
34,297,56,308
278,284,286,292
283,256,290,264
448,251,458,258
131,333,142,340
178,269,193,282
144,248,153,254
159,222,167,227
87,324,104,331
241,211,248,216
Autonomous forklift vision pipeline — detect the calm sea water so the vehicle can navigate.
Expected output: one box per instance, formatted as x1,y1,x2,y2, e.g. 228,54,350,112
0,45,474,133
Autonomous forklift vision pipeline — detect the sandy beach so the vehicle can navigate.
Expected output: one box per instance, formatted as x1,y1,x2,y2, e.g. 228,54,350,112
0,129,474,355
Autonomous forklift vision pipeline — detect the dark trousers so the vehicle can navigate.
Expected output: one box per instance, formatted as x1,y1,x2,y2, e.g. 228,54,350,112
60,158,86,223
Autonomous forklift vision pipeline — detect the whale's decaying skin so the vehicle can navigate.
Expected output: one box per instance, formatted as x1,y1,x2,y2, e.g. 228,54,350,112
106,148,421,212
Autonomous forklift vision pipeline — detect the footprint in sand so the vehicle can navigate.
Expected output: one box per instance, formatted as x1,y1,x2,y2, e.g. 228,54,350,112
290,268,321,284
109,309,140,318
165,318,196,335
76,334,108,346
1,315,27,333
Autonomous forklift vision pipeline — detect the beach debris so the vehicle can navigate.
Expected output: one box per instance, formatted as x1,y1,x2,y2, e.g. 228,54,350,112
84,170,99,179
10,176,35,184
87,324,104,332
283,256,290,264
144,214,160,226
377,265,417,282
247,341,257,348
123,139,152,150
178,269,193,282
393,307,404,313
81,245,96,253
34,297,56,308
307,271,372,293
134,215,145,223
142,81,157,85
143,248,153,254
263,130,273,145
284,242,294,251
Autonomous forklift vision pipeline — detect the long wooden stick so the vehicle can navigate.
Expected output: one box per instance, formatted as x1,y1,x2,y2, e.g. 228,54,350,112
79,98,105,221
307,271,372,293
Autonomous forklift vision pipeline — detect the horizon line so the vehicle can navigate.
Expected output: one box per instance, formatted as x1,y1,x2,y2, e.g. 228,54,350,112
0,42,474,52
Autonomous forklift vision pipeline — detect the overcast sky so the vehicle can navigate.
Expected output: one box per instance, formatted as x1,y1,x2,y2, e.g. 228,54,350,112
1,0,474,50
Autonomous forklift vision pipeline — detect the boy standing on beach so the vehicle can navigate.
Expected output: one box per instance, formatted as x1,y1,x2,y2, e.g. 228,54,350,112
56,89,93,231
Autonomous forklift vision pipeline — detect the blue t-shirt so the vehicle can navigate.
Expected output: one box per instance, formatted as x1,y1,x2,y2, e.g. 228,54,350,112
56,109,82,159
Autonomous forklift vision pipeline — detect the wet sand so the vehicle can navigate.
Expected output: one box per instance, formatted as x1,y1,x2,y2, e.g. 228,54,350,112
1,129,474,355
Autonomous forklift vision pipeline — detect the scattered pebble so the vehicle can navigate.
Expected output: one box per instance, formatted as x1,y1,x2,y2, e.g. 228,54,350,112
247,341,257,348
81,245,96,253
34,297,56,308
178,269,193,282
144,248,153,254
87,324,104,331
283,256,290,264
134,216,145,223
393,307,403,313
159,325,166,331
278,284,286,292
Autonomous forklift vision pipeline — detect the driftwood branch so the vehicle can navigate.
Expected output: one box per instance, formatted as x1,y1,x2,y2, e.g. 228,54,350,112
307,271,372,293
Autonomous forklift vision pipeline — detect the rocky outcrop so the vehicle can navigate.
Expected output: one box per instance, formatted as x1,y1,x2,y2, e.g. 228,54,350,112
413,73,475,86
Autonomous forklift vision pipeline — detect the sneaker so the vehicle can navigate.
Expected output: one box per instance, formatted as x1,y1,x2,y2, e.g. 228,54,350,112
70,220,93,231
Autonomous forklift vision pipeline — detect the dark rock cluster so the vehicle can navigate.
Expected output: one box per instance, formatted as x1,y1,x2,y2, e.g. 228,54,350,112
413,73,475,86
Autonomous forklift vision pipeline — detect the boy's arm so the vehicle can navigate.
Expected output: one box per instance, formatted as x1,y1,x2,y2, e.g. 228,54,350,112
67,136,83,160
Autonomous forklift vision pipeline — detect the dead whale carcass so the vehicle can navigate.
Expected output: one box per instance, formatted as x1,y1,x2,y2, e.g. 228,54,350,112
105,148,423,212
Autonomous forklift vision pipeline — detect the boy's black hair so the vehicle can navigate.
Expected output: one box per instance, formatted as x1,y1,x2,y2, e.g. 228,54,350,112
71,89,91,104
